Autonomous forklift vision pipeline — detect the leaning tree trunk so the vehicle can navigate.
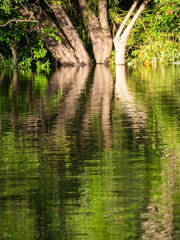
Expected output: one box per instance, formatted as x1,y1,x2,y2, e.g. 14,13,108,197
114,0,149,65
19,5,91,66
37,11,83,65
77,0,113,64
51,1,91,65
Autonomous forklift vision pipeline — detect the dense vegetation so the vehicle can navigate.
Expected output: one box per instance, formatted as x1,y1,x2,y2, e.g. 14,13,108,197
0,0,179,69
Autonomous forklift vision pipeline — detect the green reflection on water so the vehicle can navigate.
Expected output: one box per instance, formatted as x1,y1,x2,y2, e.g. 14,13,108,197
0,65,180,239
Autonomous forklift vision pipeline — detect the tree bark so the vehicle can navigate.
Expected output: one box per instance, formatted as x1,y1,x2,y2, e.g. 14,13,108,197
99,0,113,64
19,5,91,66
51,1,91,65
114,0,149,65
77,0,112,64
36,12,78,65
11,39,18,65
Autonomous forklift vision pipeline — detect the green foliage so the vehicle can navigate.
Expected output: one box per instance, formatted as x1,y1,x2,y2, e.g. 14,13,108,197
42,26,61,42
51,0,62,5
18,35,50,71
0,21,26,45
0,0,12,13
87,0,98,14
0,1,51,70
129,33,180,65
36,60,50,72
109,1,126,27
18,57,32,69
108,50,116,68
32,39,47,59
0,0,179,67
33,73,48,95
126,0,180,64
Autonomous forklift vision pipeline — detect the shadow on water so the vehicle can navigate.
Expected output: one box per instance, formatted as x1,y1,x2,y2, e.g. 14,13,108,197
0,65,180,239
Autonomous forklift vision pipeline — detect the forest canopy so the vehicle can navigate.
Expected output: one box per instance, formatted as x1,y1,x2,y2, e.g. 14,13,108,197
0,0,179,69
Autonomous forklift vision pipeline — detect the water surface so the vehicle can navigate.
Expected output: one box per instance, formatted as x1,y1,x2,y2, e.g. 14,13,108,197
0,65,180,239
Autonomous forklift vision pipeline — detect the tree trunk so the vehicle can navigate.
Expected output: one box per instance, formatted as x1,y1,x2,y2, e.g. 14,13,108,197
18,0,112,65
19,5,91,66
51,1,91,65
98,0,113,64
77,0,113,64
114,0,149,65
36,17,78,65
11,39,18,65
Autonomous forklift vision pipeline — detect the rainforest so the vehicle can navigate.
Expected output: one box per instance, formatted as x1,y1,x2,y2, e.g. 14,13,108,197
0,0,179,68
0,1,180,240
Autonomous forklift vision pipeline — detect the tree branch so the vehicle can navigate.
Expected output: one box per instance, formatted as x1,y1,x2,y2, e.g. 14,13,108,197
0,16,38,27
114,0,140,43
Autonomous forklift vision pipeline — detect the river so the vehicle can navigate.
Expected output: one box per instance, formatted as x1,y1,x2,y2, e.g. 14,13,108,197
0,65,180,239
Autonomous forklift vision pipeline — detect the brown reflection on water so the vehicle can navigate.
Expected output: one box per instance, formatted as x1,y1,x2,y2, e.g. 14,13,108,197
48,67,79,95
51,66,91,127
81,65,113,149
12,69,19,94
115,65,147,133
44,66,91,167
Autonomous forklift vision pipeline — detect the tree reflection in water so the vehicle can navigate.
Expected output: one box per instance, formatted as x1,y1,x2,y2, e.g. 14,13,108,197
115,65,147,133
115,65,179,239
49,66,91,127
0,65,180,239
81,65,113,149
